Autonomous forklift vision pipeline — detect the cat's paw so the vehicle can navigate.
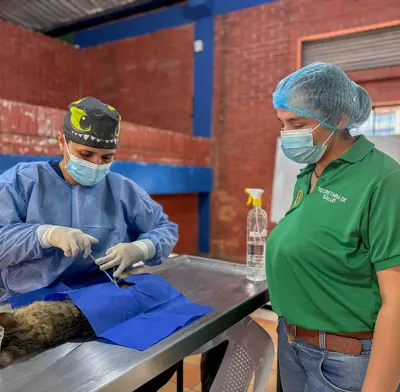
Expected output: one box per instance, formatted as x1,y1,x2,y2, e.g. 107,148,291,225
0,351,14,369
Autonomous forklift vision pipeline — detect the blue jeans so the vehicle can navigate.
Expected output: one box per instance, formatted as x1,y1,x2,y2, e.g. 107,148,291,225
277,318,400,392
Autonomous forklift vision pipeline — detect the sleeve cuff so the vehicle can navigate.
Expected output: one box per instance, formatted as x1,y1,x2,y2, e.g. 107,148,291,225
137,234,163,266
373,255,400,271
36,225,57,248
134,239,156,261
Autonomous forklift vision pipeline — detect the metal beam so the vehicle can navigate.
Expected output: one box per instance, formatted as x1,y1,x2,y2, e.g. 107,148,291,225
45,0,185,37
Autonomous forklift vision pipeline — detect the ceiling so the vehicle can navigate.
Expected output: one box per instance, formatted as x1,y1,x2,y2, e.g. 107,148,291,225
0,0,184,36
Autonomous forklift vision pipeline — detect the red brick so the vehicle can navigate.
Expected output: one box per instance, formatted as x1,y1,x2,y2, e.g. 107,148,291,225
0,20,81,109
0,133,60,156
0,99,211,167
0,100,36,135
117,120,211,166
18,104,37,135
82,25,194,135
153,194,198,255
37,106,65,137
0,100,14,133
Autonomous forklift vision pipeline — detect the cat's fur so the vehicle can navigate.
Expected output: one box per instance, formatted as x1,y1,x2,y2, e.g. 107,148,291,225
0,300,93,369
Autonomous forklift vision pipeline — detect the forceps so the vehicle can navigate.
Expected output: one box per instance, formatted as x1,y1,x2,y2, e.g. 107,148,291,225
89,254,119,287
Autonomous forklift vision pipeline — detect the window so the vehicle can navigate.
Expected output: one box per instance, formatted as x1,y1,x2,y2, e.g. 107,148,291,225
301,25,400,72
351,105,400,136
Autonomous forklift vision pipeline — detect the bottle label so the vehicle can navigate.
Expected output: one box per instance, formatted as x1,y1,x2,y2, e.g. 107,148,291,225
249,229,267,238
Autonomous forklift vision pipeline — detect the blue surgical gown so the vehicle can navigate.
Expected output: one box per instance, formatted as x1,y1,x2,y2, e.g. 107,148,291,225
0,162,179,300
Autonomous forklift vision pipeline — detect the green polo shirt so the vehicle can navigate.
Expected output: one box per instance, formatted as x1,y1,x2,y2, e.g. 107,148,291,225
266,135,400,333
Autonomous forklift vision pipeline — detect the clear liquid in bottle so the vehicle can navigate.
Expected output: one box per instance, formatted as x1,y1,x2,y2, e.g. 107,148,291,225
246,206,268,282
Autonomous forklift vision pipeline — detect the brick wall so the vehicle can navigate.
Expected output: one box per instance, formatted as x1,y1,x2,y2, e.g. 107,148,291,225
0,99,210,165
211,3,289,261
349,66,400,103
82,25,194,134
0,18,193,135
0,99,210,254
0,20,81,109
211,0,400,261
153,194,198,254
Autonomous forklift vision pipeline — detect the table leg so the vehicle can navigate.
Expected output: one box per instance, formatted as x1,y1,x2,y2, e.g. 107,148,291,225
176,360,184,392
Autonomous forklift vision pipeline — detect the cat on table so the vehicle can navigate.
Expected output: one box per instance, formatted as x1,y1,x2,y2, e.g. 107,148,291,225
0,300,93,368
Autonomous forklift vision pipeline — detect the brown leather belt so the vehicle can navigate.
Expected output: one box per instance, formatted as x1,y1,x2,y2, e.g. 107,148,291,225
284,321,373,356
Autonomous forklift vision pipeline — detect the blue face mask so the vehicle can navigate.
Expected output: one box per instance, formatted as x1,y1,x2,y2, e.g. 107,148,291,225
64,140,112,186
280,124,334,164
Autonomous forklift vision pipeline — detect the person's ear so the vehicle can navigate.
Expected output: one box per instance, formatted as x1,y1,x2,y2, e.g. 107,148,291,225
57,132,67,154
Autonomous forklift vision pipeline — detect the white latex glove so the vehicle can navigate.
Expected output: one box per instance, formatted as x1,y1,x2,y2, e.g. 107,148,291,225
37,225,99,258
95,240,156,279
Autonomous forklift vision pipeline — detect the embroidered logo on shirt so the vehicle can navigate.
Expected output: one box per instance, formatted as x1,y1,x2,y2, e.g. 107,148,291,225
318,187,347,204
291,190,304,208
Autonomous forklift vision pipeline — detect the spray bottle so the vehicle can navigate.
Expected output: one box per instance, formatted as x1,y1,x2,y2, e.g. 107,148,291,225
245,188,268,282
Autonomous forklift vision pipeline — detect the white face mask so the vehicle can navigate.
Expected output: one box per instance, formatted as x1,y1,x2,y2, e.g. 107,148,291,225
280,124,334,164
63,136,113,186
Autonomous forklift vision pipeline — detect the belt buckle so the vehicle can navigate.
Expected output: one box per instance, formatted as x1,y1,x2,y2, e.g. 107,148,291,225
288,325,296,342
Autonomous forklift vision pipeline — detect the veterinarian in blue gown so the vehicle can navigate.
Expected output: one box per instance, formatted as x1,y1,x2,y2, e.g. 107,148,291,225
0,97,180,391
0,97,178,301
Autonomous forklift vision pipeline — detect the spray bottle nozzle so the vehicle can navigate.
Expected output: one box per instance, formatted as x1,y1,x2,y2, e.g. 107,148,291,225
245,188,264,207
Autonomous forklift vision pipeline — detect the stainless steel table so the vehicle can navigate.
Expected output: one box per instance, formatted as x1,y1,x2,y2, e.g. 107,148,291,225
0,255,269,392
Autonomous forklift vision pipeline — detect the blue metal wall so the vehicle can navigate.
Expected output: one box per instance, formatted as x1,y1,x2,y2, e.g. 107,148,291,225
0,155,212,196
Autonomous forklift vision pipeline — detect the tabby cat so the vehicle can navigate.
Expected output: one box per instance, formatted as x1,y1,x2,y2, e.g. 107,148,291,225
0,300,93,369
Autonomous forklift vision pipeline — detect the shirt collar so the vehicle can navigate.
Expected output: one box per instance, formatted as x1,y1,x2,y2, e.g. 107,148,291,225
297,164,314,179
338,135,375,163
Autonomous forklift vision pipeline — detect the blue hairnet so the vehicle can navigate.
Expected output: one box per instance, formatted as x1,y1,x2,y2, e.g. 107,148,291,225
273,62,372,131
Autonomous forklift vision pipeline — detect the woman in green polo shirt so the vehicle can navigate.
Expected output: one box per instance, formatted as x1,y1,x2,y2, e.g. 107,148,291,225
267,62,400,392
